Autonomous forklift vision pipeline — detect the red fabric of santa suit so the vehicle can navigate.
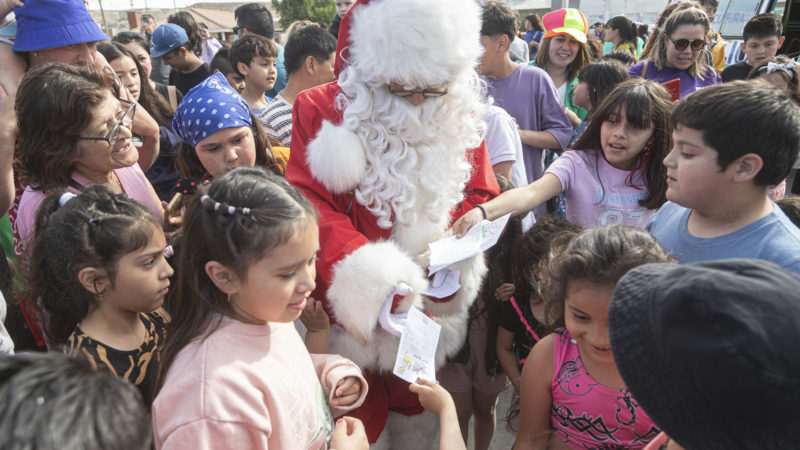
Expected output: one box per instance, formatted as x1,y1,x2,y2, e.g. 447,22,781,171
286,0,499,444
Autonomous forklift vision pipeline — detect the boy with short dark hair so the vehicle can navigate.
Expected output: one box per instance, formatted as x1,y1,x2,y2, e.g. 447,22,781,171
648,81,800,272
210,48,244,94
229,34,278,118
151,23,210,95
234,3,286,98
260,25,337,147
0,352,151,450
721,13,784,82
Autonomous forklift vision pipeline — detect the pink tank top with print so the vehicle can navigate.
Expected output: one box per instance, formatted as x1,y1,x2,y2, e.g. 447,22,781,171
550,328,659,449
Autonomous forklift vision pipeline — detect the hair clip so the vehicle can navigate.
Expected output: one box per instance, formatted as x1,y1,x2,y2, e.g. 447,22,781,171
227,205,235,215
242,207,251,215
164,245,174,258
88,217,103,225
760,61,796,79
59,192,77,207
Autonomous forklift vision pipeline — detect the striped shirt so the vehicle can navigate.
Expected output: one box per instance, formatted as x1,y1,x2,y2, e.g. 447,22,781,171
259,93,293,147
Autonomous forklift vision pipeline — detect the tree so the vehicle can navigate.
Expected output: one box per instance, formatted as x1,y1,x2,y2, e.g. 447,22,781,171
271,0,336,28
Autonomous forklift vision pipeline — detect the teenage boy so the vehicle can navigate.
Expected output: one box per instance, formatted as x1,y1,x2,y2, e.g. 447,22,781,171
478,1,572,217
229,34,278,118
721,13,784,82
234,3,286,98
648,81,800,273
260,25,336,147
210,48,245,94
151,23,210,95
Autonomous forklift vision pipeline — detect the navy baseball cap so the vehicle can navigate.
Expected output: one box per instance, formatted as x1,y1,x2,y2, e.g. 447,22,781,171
150,23,188,58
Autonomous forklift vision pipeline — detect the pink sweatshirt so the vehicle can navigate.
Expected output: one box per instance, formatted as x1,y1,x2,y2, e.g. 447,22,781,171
152,320,368,449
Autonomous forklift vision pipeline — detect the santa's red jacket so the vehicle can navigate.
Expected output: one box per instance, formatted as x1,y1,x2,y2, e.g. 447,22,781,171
286,81,500,441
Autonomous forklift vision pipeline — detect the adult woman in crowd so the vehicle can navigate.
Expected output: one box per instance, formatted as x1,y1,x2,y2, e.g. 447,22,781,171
628,6,720,99
98,42,181,201
604,15,639,59
14,63,163,255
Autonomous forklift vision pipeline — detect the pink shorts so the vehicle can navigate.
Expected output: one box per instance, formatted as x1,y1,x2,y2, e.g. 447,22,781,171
438,316,510,395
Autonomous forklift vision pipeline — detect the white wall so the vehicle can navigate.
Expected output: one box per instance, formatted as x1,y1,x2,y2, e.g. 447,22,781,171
576,0,668,25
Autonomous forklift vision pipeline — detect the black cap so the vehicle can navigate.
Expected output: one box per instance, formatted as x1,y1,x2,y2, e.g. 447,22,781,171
610,259,800,449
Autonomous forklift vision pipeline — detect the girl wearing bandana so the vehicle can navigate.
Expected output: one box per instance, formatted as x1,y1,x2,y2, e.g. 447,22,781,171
172,72,283,180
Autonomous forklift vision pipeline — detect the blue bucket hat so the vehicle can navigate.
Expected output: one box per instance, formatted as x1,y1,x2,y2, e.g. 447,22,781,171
14,0,108,52
150,23,189,58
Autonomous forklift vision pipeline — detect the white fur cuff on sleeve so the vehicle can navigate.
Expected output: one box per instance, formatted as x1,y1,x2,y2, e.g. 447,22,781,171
327,241,428,342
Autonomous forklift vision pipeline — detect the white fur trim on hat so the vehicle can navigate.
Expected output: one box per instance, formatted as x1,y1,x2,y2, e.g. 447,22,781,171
307,120,367,194
327,241,428,343
347,0,483,87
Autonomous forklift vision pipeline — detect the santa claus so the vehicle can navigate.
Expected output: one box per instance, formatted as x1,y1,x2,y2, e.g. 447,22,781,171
285,0,499,446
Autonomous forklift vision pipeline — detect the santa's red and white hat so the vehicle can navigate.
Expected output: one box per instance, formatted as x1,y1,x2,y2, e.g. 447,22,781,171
335,0,483,86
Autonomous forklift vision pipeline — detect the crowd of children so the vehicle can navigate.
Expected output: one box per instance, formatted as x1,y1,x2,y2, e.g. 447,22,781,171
0,0,799,449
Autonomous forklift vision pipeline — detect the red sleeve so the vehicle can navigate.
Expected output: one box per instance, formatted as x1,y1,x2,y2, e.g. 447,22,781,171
452,140,501,223
286,84,372,316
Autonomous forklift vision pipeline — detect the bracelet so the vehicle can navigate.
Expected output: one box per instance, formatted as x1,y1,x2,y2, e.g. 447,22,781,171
474,204,488,220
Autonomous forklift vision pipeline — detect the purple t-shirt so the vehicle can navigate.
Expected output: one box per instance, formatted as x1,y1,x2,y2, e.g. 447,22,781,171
545,149,655,228
484,65,572,185
628,61,720,99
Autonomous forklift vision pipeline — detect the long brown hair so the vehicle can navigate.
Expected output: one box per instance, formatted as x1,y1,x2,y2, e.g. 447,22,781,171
176,116,281,178
650,6,710,78
15,63,113,191
535,35,591,81
572,79,674,210
155,168,317,395
97,42,175,129
640,1,702,60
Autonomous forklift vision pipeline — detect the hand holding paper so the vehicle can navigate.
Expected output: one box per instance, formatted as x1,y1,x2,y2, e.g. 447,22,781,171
428,213,511,274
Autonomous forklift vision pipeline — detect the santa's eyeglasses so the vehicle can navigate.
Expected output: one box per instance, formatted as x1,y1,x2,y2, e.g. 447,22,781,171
388,86,448,98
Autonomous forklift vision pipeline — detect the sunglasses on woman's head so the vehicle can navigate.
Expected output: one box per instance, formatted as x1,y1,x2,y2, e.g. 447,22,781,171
668,37,706,51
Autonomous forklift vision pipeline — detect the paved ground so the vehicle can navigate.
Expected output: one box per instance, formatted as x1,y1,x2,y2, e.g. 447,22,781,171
466,386,516,450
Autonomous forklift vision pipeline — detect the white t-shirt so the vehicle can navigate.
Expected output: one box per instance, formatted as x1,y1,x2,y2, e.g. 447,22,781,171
555,82,568,106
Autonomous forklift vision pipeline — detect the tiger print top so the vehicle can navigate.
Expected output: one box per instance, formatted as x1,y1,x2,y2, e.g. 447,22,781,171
64,312,165,405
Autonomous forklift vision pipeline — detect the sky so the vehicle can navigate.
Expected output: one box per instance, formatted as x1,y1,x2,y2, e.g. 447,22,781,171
86,0,247,11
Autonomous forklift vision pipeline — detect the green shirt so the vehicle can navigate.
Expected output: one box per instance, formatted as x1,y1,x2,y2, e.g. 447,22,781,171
528,61,588,122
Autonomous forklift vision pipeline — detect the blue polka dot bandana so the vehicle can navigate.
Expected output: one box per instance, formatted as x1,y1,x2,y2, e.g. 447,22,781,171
172,72,253,147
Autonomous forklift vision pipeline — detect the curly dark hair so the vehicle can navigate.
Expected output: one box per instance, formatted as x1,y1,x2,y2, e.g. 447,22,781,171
28,186,162,344
15,63,114,191
541,225,669,332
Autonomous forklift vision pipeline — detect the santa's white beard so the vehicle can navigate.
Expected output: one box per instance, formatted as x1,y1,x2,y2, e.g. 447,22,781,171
335,67,487,229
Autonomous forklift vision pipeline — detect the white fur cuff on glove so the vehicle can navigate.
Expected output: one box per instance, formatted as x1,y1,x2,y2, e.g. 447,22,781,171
327,241,428,343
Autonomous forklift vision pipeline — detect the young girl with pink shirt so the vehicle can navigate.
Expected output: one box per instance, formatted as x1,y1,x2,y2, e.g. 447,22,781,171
153,167,368,449
515,225,669,449
453,79,674,234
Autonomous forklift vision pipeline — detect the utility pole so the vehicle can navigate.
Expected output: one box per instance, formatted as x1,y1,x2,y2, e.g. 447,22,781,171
97,0,109,35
